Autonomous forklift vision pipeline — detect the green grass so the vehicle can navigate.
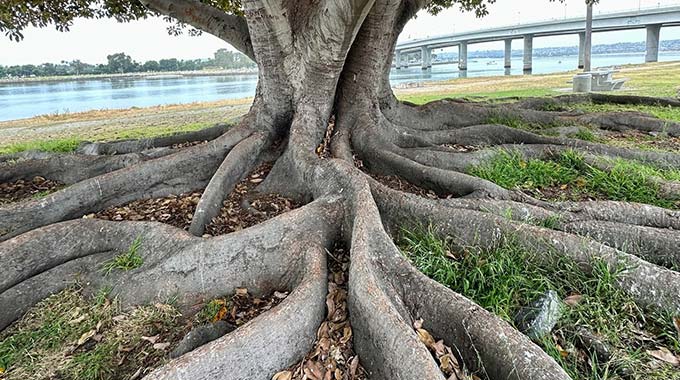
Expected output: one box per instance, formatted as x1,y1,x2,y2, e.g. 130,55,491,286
31,190,58,200
571,103,680,123
569,128,600,142
0,122,216,156
0,287,115,378
399,88,555,105
0,286,184,380
485,112,563,131
101,236,144,275
196,299,227,324
0,138,82,155
468,150,679,209
398,227,680,380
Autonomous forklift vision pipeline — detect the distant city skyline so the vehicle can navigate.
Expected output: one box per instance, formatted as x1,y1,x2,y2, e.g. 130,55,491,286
1,0,679,65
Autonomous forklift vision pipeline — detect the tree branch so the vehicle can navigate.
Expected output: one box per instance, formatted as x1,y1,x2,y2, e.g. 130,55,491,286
141,0,255,60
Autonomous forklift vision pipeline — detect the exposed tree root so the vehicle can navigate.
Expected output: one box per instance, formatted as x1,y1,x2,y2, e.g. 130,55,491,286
0,125,255,241
373,183,680,314
189,132,269,236
0,150,174,185
347,174,569,380
1,198,340,379
76,123,231,155
382,93,680,137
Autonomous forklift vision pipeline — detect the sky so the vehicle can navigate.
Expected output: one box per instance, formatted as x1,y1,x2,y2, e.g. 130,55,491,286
1,0,679,65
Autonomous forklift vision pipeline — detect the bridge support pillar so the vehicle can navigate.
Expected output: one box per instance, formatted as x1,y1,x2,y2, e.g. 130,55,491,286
459,42,468,71
523,34,533,74
578,32,586,69
421,46,432,70
395,50,402,69
645,24,661,63
504,39,512,69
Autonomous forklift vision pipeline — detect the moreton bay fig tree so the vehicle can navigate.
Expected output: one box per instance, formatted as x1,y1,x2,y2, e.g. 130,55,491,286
2,0,680,379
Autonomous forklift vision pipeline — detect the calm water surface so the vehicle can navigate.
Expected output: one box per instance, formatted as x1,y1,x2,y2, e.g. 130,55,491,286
1,52,679,122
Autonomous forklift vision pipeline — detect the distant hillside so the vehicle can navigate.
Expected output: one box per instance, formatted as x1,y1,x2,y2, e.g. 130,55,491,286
433,39,680,61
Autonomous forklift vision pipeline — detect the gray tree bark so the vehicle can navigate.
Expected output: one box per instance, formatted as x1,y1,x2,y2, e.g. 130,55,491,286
1,1,679,379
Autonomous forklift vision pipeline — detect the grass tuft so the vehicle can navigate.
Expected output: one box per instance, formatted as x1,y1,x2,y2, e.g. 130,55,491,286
398,226,680,380
469,150,679,209
569,128,600,142
101,236,144,275
0,286,184,380
571,102,680,123
0,138,81,155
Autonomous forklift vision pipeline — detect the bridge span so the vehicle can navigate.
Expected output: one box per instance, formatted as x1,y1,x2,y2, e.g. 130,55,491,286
395,5,680,72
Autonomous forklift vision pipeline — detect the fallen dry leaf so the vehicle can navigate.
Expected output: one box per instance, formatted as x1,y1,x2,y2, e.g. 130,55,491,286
69,314,87,325
142,335,159,344
153,342,171,351
417,328,436,349
564,294,583,307
77,329,96,346
674,316,680,340
648,347,680,366
272,371,292,380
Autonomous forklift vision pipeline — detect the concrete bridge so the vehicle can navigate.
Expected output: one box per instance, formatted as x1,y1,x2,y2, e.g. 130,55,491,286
395,5,680,72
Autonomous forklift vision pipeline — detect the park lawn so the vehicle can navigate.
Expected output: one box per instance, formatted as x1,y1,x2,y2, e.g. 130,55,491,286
397,61,680,104
0,122,215,155
0,98,251,154
398,227,680,380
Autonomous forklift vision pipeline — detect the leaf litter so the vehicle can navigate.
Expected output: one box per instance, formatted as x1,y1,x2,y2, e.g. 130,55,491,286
0,176,64,205
92,162,298,235
273,245,367,380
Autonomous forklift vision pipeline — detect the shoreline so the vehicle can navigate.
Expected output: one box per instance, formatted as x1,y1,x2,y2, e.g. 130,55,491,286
0,68,258,85
3,51,680,86
0,61,677,151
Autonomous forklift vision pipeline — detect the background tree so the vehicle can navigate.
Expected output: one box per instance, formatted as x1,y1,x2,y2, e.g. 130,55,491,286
142,59,161,72
1,1,679,380
106,52,139,73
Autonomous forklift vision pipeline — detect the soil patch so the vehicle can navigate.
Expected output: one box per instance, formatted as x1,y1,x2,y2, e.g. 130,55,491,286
93,163,299,235
370,174,441,199
274,245,368,380
0,176,64,205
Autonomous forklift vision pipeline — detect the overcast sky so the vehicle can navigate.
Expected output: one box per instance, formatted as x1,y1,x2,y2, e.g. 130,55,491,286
1,0,679,65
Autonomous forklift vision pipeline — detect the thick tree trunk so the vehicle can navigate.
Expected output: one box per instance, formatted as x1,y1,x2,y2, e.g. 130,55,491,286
2,1,680,380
